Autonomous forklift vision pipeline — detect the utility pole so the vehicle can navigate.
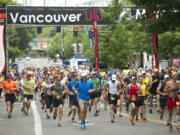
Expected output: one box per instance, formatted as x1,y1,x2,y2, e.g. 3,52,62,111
62,28,65,62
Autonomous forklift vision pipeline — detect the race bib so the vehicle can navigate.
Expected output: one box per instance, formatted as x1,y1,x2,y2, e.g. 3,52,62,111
132,95,136,101
47,90,51,95
56,95,60,99
7,88,11,93
111,96,115,101
0,83,2,86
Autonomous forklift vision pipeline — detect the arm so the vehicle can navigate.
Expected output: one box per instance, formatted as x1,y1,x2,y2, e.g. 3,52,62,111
156,83,165,95
88,83,95,93
138,84,142,94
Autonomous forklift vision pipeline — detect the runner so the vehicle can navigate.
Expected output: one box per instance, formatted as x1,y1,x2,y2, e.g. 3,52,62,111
149,68,160,114
164,72,179,131
44,78,53,119
22,73,36,115
126,76,141,125
117,75,127,117
137,76,147,121
40,76,47,110
105,74,121,123
74,73,95,129
89,71,101,116
52,77,66,127
156,74,169,120
0,73,4,99
66,72,79,122
3,74,18,118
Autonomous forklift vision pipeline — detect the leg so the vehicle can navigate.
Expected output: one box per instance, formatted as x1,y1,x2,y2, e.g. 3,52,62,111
27,99,32,114
58,104,63,126
130,102,136,125
109,104,114,122
149,94,153,113
156,94,160,112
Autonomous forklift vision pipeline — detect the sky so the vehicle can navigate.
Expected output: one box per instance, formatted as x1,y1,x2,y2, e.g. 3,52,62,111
15,0,99,6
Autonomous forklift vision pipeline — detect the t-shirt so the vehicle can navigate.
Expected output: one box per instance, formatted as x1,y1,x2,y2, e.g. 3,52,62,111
138,83,146,97
51,84,64,97
23,79,36,95
90,78,99,92
41,81,46,93
150,75,160,91
3,81,18,94
68,80,78,96
75,81,94,100
44,84,53,96
0,77,4,88
143,77,149,93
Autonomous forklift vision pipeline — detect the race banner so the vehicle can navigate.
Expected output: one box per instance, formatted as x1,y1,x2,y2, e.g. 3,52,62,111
7,6,107,25
6,6,146,26
0,25,5,73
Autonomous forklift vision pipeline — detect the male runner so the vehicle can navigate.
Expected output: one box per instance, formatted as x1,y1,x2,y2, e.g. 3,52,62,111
105,74,121,123
89,71,101,116
74,73,95,129
67,73,79,122
156,74,169,120
126,76,141,125
22,73,36,115
52,78,66,127
149,68,160,114
164,72,179,131
3,74,18,118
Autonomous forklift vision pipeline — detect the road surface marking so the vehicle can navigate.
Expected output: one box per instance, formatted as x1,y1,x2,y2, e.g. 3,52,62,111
122,113,178,126
31,101,43,135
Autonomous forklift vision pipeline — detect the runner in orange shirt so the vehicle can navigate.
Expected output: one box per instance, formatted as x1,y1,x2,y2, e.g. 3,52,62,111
0,73,4,99
3,74,18,118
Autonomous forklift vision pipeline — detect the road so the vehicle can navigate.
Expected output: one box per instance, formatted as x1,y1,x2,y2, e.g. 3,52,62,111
0,98,179,135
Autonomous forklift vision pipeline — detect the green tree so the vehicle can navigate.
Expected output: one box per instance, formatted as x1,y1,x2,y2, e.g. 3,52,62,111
130,0,180,33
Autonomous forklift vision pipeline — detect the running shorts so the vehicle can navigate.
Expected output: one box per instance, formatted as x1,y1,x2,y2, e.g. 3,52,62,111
23,94,33,100
167,96,179,111
108,94,118,105
5,94,16,103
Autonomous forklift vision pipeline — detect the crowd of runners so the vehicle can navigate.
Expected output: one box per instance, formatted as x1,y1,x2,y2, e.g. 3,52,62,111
0,66,180,131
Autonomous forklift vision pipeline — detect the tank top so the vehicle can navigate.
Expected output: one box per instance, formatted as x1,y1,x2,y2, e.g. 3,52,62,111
160,82,166,93
108,80,118,95
129,84,139,102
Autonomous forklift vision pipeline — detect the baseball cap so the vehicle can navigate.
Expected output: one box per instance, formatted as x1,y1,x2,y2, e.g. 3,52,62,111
26,73,32,78
154,68,159,72
112,74,116,80
7,73,12,78
55,77,61,81
81,73,87,77
132,76,137,80
91,71,96,75
164,74,169,79
142,71,146,74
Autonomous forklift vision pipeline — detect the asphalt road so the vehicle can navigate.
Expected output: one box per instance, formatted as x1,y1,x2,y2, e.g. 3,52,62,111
0,97,179,135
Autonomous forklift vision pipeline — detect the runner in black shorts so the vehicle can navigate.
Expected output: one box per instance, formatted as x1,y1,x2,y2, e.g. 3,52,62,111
89,71,101,116
149,69,160,114
52,78,65,127
156,74,169,120
66,73,79,122
3,74,18,118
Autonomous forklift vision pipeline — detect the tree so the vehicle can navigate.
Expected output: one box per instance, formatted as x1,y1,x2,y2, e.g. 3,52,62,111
99,0,132,68
158,31,180,59
130,0,180,33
